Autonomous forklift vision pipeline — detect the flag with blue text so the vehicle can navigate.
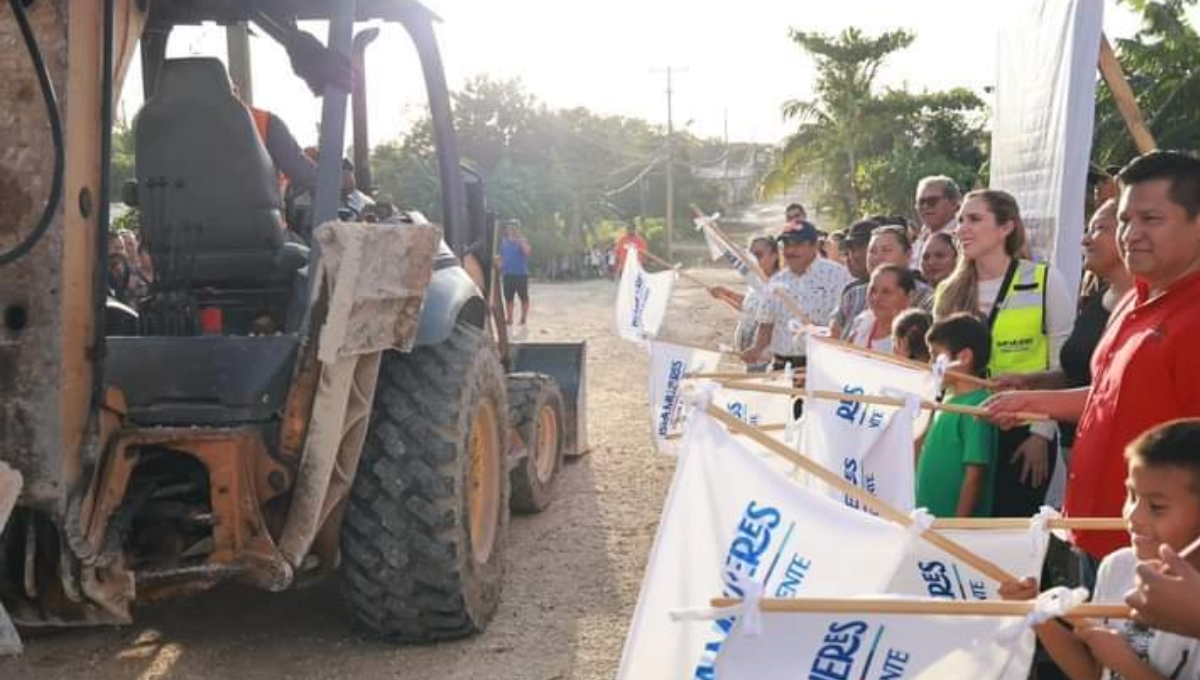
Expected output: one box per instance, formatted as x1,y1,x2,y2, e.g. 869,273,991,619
615,245,675,342
802,337,937,513
616,410,909,680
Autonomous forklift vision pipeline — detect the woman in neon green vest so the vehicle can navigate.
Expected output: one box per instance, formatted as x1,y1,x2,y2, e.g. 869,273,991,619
933,190,1074,517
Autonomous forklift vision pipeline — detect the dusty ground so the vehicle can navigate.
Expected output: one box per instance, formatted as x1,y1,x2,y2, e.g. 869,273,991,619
0,269,741,680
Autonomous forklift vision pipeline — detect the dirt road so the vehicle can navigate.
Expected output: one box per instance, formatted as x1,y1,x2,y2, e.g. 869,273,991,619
0,271,740,680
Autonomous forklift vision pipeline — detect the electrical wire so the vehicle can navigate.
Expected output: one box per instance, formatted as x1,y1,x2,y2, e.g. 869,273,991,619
0,0,65,267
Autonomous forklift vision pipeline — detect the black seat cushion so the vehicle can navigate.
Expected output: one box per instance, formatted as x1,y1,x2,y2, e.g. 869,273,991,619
133,57,306,287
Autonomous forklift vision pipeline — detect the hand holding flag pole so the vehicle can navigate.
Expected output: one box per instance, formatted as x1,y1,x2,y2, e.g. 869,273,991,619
691,205,817,327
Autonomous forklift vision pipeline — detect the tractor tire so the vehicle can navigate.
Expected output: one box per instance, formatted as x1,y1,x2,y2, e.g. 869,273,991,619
507,373,566,514
340,321,510,643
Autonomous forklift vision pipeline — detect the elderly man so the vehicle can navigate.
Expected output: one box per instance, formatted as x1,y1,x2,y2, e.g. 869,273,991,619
743,220,853,369
911,175,961,265
986,150,1200,561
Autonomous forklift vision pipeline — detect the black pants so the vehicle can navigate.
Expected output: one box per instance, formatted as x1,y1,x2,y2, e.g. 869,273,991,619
502,274,529,303
991,425,1056,517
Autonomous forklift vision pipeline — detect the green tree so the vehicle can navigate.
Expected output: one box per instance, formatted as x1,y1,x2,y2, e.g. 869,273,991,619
1093,0,1200,166
763,28,987,227
370,75,755,274
109,121,136,203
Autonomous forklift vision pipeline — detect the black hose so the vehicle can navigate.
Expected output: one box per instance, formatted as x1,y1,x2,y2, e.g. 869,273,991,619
0,0,66,267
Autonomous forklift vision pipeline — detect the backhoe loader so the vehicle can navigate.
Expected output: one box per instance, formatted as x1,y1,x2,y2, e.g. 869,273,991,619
0,0,586,653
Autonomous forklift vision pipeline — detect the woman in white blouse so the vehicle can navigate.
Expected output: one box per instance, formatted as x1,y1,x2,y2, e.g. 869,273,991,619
848,264,917,353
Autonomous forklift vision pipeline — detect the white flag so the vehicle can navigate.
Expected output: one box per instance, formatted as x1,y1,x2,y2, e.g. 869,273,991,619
615,245,675,342
649,341,722,455
887,524,1052,602
697,221,766,291
715,609,1036,680
616,411,910,680
802,337,936,512
714,385,794,431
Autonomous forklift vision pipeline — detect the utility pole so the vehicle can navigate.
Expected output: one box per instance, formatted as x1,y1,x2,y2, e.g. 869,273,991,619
652,66,686,260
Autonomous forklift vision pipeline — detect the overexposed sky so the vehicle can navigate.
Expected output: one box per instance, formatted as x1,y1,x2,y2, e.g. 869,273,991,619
118,1,1189,147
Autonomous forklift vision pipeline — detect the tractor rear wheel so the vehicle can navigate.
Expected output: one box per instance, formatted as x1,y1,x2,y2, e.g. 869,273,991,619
507,373,565,514
340,322,509,642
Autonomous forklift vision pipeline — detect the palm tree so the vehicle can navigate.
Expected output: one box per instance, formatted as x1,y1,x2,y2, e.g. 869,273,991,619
761,28,915,225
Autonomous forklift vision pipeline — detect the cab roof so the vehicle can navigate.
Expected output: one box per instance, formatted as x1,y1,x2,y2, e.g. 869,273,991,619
149,0,439,26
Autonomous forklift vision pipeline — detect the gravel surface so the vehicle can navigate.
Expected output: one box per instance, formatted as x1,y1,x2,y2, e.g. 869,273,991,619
0,270,741,680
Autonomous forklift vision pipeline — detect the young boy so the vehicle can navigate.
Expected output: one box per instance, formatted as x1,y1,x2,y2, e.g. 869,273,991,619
916,313,997,517
1002,419,1200,680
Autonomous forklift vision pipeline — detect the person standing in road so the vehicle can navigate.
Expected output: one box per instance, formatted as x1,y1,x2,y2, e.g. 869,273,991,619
934,189,1074,518
743,220,853,369
986,151,1200,563
614,224,648,274
499,221,532,328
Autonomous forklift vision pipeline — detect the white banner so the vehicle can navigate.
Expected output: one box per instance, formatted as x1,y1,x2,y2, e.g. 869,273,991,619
990,0,1104,300
698,222,767,290
802,338,936,512
888,525,1052,602
715,609,1036,680
616,411,910,680
649,341,722,455
615,245,675,342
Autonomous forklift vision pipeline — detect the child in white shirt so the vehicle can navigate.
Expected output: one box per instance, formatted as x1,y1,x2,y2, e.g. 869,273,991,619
1002,418,1200,680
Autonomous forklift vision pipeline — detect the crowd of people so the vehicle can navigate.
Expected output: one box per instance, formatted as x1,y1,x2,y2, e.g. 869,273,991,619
708,150,1200,680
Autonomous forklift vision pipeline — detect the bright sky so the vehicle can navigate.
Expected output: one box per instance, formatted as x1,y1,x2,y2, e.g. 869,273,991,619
118,1,1192,147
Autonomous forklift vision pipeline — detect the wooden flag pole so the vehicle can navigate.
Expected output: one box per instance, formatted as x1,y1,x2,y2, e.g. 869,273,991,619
706,406,1018,584
932,517,1126,531
686,370,793,381
642,249,722,294
708,597,1130,620
691,205,818,327
1098,34,1157,155
817,336,994,391
712,380,1049,423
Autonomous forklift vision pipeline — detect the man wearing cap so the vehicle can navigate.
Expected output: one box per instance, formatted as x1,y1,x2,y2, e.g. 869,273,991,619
829,219,878,339
743,220,853,369
911,175,961,265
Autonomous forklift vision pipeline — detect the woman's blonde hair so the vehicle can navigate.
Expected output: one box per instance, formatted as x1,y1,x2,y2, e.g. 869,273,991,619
933,189,1027,320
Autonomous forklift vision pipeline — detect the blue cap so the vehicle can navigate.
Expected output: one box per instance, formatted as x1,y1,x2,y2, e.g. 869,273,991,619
777,220,820,244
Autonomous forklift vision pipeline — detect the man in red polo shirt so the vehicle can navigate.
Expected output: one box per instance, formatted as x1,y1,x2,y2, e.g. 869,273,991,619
986,150,1200,560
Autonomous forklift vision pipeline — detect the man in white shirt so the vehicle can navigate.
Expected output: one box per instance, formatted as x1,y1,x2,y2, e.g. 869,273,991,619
911,175,962,265
744,221,853,369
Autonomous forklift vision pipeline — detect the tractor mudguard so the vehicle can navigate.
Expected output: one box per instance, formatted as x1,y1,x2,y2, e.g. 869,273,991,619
414,260,486,348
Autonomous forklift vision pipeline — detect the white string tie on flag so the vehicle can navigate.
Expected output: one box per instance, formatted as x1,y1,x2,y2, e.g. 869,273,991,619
1028,506,1062,555
787,319,830,340
902,508,936,555
668,579,765,637
996,586,1090,645
681,382,719,414
932,353,950,393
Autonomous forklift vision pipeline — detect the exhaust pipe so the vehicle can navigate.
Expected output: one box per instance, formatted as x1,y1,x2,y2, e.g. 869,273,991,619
351,27,380,193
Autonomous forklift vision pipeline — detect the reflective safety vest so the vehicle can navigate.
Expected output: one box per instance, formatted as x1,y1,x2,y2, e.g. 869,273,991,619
250,107,271,144
249,107,288,196
988,259,1050,375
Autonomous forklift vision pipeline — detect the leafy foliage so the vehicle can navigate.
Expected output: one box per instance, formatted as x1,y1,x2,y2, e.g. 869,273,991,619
764,28,987,227
1093,0,1200,166
371,76,759,274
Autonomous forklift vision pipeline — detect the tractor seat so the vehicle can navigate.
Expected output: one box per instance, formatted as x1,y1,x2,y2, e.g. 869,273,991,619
132,57,307,288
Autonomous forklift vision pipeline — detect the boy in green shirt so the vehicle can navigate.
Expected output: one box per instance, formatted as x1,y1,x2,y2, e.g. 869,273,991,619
917,313,998,517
